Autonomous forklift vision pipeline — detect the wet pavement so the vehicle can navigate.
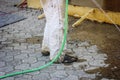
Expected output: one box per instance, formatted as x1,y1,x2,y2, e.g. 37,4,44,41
0,0,119,80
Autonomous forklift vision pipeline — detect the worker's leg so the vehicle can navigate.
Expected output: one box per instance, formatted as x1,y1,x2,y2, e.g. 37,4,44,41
46,0,66,61
41,0,77,63
41,22,50,55
40,0,66,58
40,0,50,55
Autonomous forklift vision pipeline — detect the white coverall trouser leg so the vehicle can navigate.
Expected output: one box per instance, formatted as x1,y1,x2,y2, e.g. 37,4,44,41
40,0,66,60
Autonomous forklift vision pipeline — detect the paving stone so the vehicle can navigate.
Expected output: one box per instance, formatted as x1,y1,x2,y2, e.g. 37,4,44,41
27,71,40,75
73,47,88,58
82,55,93,61
35,48,41,52
0,72,5,76
50,71,68,78
0,61,5,67
84,66,100,73
14,45,27,50
80,73,96,79
3,47,13,50
50,78,61,80
23,74,33,79
28,44,41,49
20,43,29,47
28,52,42,58
31,61,45,68
14,53,28,59
0,66,14,73
65,70,77,75
73,47,87,54
13,74,23,79
1,41,13,44
67,44,74,49
15,78,29,80
56,64,65,70
21,49,35,53
15,39,26,43
1,77,14,80
12,43,20,47
41,65,56,73
63,75,79,80
37,56,50,62
81,52,97,56
6,59,22,66
88,60,106,67
24,33,32,38
1,55,14,62
0,51,6,58
14,33,26,38
0,38,7,42
93,54,107,60
64,65,74,70
22,57,37,64
87,45,98,53
15,64,30,70
78,41,90,47
73,62,88,70
6,50,20,56
32,73,50,80
74,70,88,77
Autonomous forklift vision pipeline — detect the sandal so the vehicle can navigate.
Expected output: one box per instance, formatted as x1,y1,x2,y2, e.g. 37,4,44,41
62,54,78,63
41,51,50,56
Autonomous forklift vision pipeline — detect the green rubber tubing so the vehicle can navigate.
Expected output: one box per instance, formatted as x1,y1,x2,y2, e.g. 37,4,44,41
0,0,69,79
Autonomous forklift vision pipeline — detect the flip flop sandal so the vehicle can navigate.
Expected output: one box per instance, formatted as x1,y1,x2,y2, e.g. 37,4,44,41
41,51,50,56
62,54,78,63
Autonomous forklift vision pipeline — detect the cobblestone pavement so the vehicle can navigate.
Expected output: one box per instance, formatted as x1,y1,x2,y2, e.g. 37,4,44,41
0,0,113,80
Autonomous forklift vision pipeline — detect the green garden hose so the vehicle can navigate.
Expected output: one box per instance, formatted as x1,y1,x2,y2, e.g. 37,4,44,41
0,0,69,79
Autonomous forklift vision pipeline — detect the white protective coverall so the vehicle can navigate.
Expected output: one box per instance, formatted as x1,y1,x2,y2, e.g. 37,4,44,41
40,0,66,60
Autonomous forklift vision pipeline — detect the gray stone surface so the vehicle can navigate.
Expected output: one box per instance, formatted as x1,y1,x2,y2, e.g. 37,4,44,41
15,64,30,70
31,61,45,68
14,53,28,59
63,75,79,80
0,72,5,76
1,77,14,80
50,78,61,80
0,52,6,58
0,66,14,73
22,57,37,64
32,73,50,80
50,71,68,78
1,55,14,62
0,0,110,80
0,61,5,67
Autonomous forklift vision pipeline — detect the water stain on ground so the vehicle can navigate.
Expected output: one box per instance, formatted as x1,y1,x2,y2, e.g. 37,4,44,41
68,17,120,79
26,36,43,44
